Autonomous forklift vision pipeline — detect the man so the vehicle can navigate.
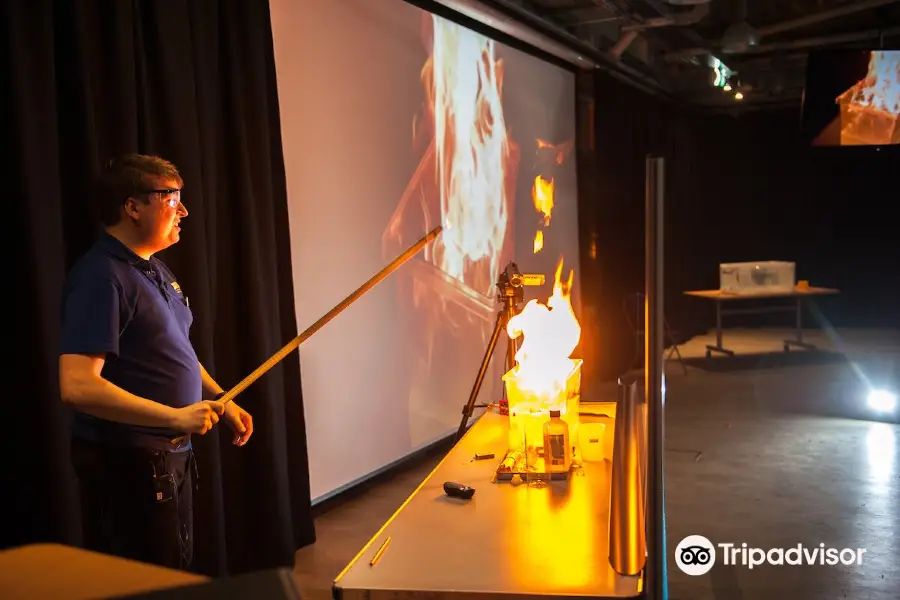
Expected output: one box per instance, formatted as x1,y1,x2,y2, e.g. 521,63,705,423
58,154,253,571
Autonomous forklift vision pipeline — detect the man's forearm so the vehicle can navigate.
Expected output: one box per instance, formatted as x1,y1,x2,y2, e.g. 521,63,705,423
62,375,177,428
199,362,225,398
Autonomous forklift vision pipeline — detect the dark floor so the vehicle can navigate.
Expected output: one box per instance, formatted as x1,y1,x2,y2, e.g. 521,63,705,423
294,327,900,600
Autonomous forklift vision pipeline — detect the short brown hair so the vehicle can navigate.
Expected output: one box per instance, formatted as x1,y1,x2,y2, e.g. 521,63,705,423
94,154,184,226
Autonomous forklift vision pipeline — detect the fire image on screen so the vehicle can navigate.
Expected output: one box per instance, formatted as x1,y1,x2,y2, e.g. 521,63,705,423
836,50,900,145
381,13,578,443
808,50,900,146
270,0,580,501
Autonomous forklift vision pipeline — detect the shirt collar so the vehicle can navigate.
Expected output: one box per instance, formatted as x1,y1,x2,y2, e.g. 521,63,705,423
98,231,153,268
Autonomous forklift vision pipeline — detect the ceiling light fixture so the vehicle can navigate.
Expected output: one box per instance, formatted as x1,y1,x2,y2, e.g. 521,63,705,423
721,22,759,53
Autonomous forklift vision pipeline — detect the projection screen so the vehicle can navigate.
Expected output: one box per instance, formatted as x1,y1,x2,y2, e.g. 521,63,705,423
270,0,581,502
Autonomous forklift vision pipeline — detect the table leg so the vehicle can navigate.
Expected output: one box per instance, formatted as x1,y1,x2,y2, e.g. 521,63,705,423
784,297,817,351
706,300,735,358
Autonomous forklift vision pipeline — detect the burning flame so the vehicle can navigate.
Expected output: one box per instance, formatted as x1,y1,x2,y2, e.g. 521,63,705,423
531,175,553,254
839,51,900,115
421,15,512,294
532,175,554,226
506,258,581,403
532,173,554,255
533,230,544,253
537,138,567,164
531,138,571,254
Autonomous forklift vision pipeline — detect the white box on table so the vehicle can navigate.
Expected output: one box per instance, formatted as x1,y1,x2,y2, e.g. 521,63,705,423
719,261,796,295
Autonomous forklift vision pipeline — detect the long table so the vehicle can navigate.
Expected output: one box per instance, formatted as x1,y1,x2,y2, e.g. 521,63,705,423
332,408,643,600
684,286,840,357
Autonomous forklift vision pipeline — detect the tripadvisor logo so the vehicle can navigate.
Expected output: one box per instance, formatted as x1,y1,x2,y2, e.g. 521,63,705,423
675,535,866,575
676,535,716,576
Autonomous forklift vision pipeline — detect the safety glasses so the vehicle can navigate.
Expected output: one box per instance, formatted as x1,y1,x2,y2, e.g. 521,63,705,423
141,188,182,208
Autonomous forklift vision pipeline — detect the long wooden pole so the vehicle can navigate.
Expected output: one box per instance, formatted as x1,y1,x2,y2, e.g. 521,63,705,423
220,225,443,405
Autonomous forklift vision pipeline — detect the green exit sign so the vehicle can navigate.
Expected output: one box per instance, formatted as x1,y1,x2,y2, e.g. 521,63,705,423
710,57,732,88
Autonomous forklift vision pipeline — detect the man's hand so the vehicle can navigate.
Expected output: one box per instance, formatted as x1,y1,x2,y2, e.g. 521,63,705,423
224,402,254,446
170,401,226,434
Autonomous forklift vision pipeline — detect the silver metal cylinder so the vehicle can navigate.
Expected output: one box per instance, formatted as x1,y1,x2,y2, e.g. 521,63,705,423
645,155,667,599
637,381,648,519
608,375,647,576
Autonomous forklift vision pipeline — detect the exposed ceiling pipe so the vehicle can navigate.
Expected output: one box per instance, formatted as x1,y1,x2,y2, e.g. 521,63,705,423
482,0,673,95
665,0,900,59
581,0,634,31
665,25,900,60
755,0,900,37
639,0,715,53
431,0,597,67
728,51,809,70
620,2,710,31
590,0,660,61
722,25,900,55
539,1,601,14
578,15,625,26
611,30,640,58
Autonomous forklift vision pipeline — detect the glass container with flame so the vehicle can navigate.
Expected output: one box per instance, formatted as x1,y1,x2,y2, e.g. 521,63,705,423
836,51,900,145
503,259,582,473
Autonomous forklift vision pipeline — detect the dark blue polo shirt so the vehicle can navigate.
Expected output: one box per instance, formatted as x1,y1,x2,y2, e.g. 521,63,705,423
60,232,202,451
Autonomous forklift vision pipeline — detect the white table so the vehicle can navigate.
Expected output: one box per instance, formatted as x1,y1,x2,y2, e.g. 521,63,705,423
684,286,840,357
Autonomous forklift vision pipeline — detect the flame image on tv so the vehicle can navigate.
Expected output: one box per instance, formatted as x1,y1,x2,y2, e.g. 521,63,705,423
836,50,900,145
381,13,576,445
533,174,553,253
531,138,572,254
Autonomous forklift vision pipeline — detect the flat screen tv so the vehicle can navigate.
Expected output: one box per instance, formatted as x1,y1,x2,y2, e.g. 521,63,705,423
801,48,900,147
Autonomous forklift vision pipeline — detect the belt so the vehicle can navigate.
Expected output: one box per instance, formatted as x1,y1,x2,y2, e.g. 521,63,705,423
169,434,192,450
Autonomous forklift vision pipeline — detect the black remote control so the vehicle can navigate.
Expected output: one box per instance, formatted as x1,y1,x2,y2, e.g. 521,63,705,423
443,481,475,500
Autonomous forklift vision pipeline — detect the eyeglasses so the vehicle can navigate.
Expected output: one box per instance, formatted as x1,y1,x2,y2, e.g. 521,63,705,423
141,188,182,208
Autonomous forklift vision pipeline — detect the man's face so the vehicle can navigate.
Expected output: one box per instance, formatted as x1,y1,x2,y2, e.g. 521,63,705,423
125,177,188,251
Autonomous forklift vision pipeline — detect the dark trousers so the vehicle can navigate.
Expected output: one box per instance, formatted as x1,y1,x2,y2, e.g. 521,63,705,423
71,437,196,571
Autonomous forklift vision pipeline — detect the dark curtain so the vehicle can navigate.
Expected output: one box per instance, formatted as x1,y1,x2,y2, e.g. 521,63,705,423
584,69,900,382
3,0,315,576
580,70,686,381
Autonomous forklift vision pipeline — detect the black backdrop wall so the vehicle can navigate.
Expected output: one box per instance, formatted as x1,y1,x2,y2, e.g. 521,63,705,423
582,69,900,382
3,0,315,576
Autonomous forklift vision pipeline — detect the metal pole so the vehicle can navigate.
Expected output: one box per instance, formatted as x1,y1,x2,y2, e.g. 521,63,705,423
645,156,667,600
608,375,647,576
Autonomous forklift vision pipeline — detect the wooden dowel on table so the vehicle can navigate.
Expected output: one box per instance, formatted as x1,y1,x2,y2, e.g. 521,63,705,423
369,536,391,566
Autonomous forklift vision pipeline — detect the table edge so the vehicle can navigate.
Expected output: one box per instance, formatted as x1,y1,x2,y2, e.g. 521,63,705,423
334,585,643,600
684,287,841,299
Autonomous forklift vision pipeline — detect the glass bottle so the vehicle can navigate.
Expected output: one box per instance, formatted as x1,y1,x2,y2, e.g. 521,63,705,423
542,409,571,474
